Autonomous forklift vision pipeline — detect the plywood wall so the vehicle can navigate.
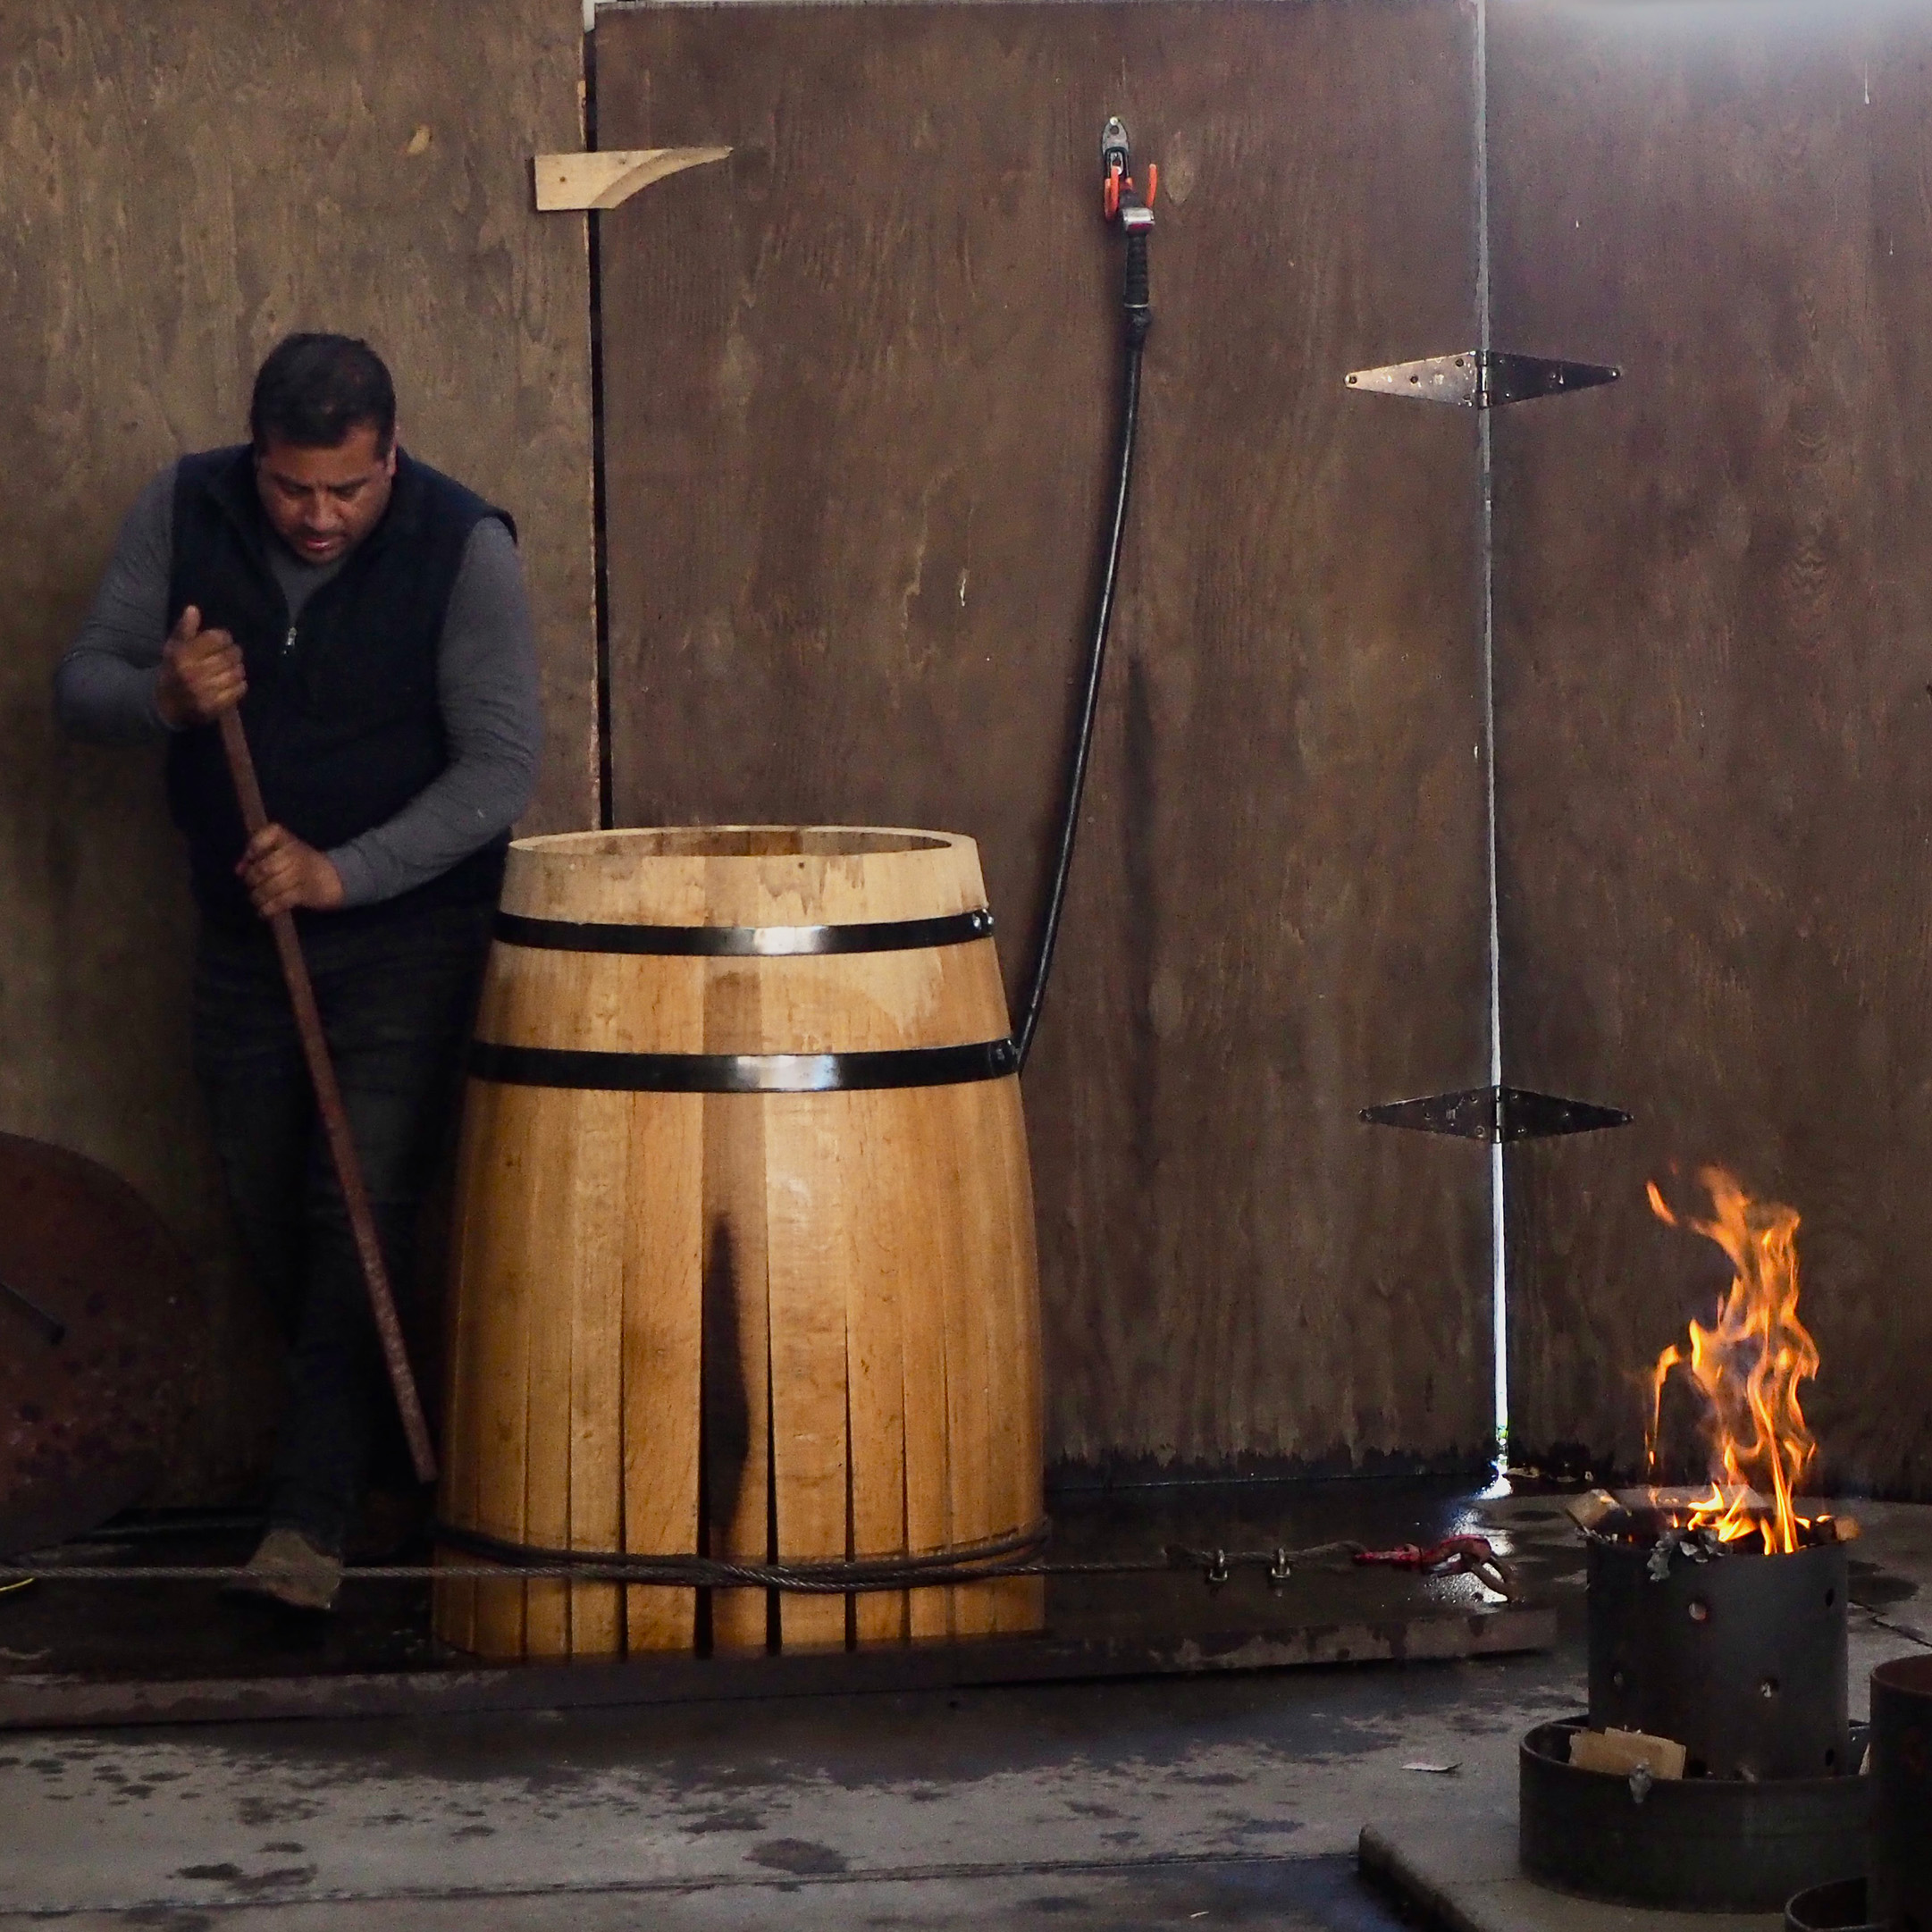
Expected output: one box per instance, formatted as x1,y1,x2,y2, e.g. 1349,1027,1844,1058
1491,1,1932,1495
0,2,595,1495
593,1,1497,1473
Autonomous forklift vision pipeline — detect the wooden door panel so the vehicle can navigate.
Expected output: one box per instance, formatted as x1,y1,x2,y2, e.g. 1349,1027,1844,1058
596,1,1492,1468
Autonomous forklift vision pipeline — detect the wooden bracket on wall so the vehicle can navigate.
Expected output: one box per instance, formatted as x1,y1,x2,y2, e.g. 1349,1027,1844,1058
533,147,731,212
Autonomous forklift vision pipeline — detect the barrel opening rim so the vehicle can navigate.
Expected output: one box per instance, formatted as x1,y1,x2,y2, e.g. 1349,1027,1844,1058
512,827,959,861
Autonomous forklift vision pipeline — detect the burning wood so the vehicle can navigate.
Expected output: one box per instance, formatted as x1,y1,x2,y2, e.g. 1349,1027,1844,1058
1642,1168,1821,1555
1565,1486,1858,1557
1521,1177,1861,1908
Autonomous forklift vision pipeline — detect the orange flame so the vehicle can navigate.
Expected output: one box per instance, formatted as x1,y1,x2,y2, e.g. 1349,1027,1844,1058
1644,1167,1820,1555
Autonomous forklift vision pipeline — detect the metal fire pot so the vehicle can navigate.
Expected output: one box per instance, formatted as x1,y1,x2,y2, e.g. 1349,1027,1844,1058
1782,1657,1932,1932
1522,1718,1870,1914
1521,1533,1867,1913
1871,1654,1932,1932
1588,1535,1851,1779
1785,1877,1886,1932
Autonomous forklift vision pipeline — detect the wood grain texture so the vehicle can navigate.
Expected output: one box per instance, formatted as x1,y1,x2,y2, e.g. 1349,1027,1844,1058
563,1091,632,1654
533,148,732,212
593,1,1494,1472
458,1080,538,1659
436,827,1045,1655
700,1079,776,1652
1491,1,1932,1495
845,1088,912,1643
519,1096,587,1657
621,1094,705,1652
764,1094,857,1650
0,0,594,1499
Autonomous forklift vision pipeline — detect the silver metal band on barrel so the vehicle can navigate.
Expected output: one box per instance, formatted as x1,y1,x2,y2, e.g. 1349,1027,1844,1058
466,1037,1021,1092
492,907,995,956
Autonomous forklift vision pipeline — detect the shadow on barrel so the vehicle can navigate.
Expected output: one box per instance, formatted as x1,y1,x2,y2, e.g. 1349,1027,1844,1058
699,1216,776,1651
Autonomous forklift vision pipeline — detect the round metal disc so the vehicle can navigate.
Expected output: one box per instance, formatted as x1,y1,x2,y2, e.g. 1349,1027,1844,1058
0,1133,201,1557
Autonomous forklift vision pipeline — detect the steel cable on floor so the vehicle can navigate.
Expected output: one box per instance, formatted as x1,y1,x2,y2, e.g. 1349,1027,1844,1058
0,1536,1517,1598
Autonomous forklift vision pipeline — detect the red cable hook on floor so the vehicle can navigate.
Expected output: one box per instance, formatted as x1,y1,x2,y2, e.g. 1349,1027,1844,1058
1355,1534,1518,1599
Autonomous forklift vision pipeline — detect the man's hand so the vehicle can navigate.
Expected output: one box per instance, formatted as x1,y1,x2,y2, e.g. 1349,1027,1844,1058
238,825,345,919
155,604,246,728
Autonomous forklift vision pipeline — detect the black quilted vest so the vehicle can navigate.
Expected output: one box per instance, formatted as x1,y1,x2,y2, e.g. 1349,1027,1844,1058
164,444,513,928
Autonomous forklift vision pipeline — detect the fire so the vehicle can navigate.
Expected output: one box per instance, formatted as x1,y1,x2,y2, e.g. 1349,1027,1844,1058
1644,1167,1820,1555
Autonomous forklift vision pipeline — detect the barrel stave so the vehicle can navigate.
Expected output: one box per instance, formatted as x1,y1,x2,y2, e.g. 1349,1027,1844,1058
765,1093,861,1651
701,1088,776,1654
436,828,1042,1660
560,1089,632,1657
844,1088,913,1644
985,1078,1047,1632
620,1089,704,1652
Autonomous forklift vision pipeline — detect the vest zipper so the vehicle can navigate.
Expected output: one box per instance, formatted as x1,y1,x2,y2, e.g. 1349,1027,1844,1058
282,624,297,657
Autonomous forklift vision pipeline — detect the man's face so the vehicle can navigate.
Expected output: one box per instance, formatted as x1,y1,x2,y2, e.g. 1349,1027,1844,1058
254,424,397,566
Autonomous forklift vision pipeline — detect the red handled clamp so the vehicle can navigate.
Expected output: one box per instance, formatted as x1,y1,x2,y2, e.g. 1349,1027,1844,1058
1353,1534,1519,1600
1101,117,1157,226
1104,158,1159,221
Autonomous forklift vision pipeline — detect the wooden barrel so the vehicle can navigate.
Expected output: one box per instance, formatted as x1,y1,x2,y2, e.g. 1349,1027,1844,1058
433,827,1045,1659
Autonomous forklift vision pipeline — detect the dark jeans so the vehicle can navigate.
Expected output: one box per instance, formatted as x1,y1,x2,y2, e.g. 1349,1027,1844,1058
193,901,493,1552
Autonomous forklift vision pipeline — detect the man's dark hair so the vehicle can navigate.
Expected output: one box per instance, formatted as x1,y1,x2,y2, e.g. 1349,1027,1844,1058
249,333,396,455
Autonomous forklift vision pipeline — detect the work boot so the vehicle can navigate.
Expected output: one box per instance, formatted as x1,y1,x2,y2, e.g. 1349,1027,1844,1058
226,1527,342,1613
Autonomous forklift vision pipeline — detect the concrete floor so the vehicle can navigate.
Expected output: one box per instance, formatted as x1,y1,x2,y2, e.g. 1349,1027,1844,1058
0,1486,1924,1930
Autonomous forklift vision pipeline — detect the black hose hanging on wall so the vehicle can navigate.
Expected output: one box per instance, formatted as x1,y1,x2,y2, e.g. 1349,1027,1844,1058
1014,122,1156,1071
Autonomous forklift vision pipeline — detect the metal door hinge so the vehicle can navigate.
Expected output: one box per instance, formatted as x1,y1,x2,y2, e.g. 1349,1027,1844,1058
1345,350,1619,409
1361,1085,1632,1145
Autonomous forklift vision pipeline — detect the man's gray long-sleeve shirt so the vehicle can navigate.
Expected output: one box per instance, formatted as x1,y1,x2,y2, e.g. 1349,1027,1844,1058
55,461,543,908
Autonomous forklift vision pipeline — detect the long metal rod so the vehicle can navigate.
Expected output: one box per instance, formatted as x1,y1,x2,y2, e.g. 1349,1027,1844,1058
216,710,437,1483
1474,0,1508,1468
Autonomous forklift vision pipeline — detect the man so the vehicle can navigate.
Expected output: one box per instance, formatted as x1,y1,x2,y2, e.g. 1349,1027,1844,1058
55,333,542,1611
